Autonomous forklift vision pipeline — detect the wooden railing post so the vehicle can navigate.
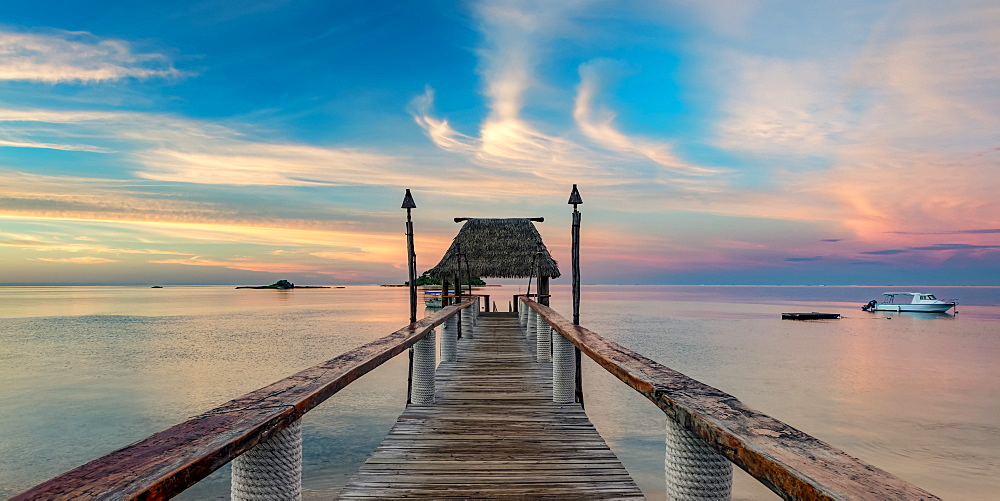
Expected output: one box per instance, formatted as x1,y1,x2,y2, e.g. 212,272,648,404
526,308,537,345
472,297,480,336
441,315,458,362
536,316,551,363
552,331,575,403
231,419,302,500
411,329,436,404
665,417,732,499
519,297,528,326
461,303,474,339
524,304,538,342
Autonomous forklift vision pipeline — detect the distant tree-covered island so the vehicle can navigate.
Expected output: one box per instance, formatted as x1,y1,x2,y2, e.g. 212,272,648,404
236,280,330,289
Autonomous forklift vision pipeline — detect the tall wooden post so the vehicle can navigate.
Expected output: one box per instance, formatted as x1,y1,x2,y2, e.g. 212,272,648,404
403,189,418,324
402,189,417,405
568,184,584,407
569,184,582,324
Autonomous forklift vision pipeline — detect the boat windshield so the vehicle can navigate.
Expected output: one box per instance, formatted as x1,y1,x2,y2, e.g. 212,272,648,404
921,294,937,300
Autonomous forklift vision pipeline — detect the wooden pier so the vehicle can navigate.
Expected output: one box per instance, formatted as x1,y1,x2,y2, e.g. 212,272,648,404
13,213,942,500
339,312,643,499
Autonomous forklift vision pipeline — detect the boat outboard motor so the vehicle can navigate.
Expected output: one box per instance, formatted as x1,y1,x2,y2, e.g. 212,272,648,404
862,299,878,311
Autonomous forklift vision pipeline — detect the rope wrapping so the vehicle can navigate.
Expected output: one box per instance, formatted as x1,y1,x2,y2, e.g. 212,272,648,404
461,307,474,339
440,316,458,362
552,332,575,403
665,417,733,500
231,418,302,500
524,308,538,343
411,329,436,404
526,309,537,345
519,303,528,327
536,319,552,363
472,298,480,336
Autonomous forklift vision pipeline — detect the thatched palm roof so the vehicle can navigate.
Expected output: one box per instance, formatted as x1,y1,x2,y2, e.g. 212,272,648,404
427,218,560,279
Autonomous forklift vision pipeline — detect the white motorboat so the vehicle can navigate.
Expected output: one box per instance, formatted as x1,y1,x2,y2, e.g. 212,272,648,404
862,292,956,313
424,290,447,308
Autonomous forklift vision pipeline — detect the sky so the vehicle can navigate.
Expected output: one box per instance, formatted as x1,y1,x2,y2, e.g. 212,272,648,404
1,0,998,286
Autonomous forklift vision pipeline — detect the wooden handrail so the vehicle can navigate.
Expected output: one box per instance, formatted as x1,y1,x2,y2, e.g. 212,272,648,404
15,300,476,500
521,298,939,500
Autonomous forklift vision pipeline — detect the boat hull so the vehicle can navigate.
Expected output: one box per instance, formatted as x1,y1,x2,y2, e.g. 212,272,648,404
873,303,954,313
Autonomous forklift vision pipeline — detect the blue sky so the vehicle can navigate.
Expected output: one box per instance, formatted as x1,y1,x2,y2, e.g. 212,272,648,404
1,0,998,285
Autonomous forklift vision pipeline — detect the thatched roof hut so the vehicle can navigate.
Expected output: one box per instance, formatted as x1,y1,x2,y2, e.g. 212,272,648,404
427,218,560,280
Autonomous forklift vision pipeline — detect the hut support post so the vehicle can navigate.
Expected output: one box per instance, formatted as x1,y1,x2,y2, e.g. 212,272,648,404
231,418,302,500
411,329,436,404
665,417,732,499
442,279,450,306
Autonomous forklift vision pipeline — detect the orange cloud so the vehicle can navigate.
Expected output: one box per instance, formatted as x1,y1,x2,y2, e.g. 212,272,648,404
33,256,118,264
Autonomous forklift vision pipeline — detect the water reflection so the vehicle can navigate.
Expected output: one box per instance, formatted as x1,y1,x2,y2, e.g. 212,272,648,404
2,285,998,499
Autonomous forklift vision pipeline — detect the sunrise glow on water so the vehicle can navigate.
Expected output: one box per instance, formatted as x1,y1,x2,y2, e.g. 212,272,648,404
2,285,998,499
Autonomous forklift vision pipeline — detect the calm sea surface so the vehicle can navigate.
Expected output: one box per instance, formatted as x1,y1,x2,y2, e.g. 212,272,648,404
1,285,998,499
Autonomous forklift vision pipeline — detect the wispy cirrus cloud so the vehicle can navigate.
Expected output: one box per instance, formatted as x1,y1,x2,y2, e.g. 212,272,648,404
409,0,585,176
673,1,1000,253
574,58,728,185
0,29,184,83
0,106,544,198
411,86,608,183
134,145,398,187
889,228,1000,235
32,256,118,264
410,1,727,192
0,171,233,223
0,138,113,152
0,107,228,155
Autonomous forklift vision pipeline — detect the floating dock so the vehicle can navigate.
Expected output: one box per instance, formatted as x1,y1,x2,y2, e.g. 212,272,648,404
781,312,841,320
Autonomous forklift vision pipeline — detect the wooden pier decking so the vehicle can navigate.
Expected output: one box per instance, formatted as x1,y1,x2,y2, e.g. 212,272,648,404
338,312,644,499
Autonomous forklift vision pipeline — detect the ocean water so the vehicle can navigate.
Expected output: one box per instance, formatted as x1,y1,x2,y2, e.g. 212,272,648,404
1,284,998,499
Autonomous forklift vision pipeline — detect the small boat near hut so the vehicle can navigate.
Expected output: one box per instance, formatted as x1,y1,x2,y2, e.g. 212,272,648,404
423,290,450,308
861,292,956,313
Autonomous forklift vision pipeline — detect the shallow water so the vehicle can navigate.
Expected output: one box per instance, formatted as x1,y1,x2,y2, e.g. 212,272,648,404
1,285,998,499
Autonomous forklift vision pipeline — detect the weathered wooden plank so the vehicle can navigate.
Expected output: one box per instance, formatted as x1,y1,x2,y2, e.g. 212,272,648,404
524,299,939,500
339,313,643,500
14,301,477,500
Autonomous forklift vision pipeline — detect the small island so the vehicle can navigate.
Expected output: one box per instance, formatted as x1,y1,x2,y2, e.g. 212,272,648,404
236,279,330,290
